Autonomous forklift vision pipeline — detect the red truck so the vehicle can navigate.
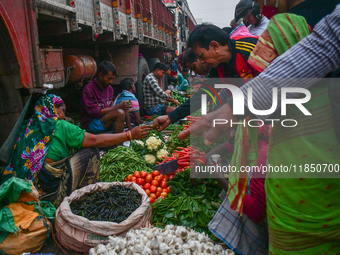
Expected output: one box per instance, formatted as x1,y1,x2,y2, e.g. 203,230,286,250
0,0,196,148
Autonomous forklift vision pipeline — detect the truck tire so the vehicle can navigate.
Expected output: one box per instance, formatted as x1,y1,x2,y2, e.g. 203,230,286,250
136,57,150,117
146,58,160,72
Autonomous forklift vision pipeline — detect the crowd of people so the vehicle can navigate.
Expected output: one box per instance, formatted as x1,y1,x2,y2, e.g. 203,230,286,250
174,0,340,254
1,0,340,254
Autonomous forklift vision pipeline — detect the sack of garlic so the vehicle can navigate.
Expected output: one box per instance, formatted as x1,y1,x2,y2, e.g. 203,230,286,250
89,226,235,255
55,182,152,253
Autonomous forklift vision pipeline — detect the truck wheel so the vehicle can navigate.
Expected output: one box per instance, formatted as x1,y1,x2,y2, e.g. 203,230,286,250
136,57,150,117
146,58,160,72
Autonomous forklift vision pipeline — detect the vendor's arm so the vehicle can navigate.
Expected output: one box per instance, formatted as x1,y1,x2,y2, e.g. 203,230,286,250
45,121,152,163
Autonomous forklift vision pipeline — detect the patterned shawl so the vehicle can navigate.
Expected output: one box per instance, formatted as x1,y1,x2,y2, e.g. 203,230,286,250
248,13,311,73
1,94,64,184
228,13,311,214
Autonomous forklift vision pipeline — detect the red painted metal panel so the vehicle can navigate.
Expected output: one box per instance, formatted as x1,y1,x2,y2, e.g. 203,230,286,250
0,0,33,89
40,48,65,85
100,0,112,6
118,0,126,13
130,0,136,19
189,17,195,31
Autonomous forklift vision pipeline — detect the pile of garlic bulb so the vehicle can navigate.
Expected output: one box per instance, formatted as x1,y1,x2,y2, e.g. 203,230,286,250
89,225,235,255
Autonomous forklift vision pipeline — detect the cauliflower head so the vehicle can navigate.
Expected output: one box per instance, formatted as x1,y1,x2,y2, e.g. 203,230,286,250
135,140,144,147
144,154,156,164
157,149,169,161
146,136,162,150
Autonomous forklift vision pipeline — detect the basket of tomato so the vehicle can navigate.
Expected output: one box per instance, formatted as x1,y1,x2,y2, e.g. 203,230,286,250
125,170,170,204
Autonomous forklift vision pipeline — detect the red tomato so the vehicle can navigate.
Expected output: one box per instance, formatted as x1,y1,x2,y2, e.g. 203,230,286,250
150,193,157,199
150,185,157,194
131,176,137,182
133,171,141,178
140,171,148,179
145,189,151,196
150,197,155,204
161,192,168,197
158,174,164,182
166,187,170,193
156,191,161,198
154,176,161,182
157,187,163,193
162,189,167,193
127,175,133,181
163,175,170,182
144,183,151,190
151,180,159,187
145,174,153,183
152,170,160,177
160,181,167,189
139,185,144,189
137,178,146,186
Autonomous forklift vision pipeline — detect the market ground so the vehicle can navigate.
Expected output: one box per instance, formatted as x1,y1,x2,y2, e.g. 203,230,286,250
39,238,83,255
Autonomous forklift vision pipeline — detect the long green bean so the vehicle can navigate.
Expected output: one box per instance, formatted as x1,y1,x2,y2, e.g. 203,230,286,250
99,146,153,182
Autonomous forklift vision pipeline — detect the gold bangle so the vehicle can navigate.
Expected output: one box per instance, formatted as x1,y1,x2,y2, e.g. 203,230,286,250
128,131,133,141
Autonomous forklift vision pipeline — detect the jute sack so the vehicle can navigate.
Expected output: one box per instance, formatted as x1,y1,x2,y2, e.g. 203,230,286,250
55,182,152,253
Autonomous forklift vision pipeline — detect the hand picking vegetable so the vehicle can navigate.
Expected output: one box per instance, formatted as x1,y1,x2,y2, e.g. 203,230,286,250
89,225,235,255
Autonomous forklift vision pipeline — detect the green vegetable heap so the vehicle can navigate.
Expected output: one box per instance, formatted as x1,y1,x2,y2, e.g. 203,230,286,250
99,146,153,182
151,168,222,241
169,90,190,106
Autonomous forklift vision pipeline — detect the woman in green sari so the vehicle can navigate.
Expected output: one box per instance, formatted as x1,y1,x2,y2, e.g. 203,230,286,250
1,94,151,207
246,3,340,254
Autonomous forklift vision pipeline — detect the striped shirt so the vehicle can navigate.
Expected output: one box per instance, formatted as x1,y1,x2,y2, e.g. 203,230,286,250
239,4,340,120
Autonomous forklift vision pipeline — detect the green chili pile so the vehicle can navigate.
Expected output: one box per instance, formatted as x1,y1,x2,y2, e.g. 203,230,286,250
99,146,153,182
151,168,222,241
70,185,142,222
